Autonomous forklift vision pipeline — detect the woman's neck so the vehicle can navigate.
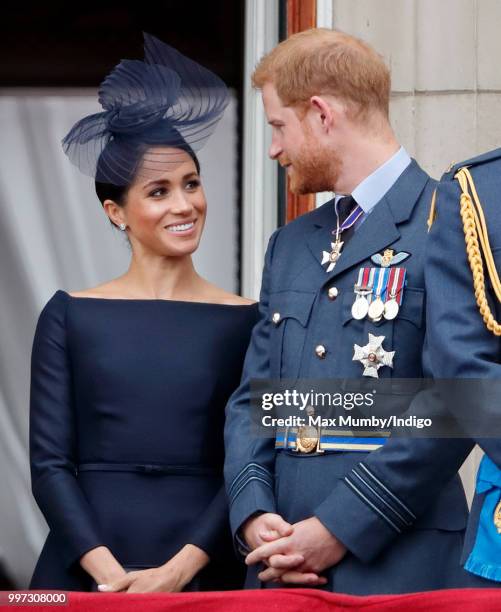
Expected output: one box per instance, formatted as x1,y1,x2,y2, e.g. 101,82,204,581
119,254,203,300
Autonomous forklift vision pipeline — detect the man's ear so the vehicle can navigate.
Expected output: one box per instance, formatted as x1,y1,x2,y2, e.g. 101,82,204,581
309,96,335,132
309,96,346,134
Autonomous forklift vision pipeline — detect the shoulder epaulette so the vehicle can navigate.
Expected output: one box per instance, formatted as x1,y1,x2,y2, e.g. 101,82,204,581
442,148,501,180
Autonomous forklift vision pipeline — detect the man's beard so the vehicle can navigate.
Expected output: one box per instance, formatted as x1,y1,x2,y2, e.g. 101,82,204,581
288,138,341,195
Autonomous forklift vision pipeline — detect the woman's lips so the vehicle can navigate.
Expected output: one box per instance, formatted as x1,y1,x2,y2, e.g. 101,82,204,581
165,219,197,235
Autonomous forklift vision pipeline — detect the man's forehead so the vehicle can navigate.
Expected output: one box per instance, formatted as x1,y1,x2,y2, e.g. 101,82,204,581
262,82,283,107
262,84,296,121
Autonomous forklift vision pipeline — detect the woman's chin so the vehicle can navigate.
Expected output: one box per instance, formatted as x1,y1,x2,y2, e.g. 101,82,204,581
158,237,200,258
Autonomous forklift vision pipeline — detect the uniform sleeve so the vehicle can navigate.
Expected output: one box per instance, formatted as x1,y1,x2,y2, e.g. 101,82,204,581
424,175,501,464
224,231,281,545
314,437,473,562
30,291,105,568
314,181,477,562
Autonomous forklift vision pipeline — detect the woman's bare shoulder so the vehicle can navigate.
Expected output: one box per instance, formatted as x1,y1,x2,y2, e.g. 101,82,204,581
68,280,124,299
201,282,256,306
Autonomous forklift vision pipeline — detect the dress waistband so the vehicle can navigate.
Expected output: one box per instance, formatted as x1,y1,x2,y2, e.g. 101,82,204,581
77,462,220,476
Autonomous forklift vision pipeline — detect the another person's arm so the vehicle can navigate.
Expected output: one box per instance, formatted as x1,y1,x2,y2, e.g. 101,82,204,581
223,231,283,545
425,174,501,460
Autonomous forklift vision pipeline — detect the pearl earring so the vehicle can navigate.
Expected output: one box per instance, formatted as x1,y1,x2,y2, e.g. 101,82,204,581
119,223,126,231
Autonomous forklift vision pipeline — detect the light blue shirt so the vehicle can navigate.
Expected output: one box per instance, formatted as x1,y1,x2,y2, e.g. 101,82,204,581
334,146,412,223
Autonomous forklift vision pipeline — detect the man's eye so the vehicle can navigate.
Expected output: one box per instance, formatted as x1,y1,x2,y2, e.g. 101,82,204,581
186,180,201,190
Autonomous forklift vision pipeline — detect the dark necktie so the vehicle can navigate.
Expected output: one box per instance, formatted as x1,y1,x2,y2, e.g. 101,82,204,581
336,195,359,245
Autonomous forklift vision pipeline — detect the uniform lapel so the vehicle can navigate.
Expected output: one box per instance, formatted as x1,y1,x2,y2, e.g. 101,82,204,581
304,160,429,282
325,198,400,280
305,199,337,270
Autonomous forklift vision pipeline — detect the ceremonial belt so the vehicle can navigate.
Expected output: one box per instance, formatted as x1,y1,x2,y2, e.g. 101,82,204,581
275,428,390,453
77,462,220,476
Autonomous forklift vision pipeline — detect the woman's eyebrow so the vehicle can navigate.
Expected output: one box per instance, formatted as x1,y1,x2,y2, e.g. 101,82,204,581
142,178,171,190
142,172,198,191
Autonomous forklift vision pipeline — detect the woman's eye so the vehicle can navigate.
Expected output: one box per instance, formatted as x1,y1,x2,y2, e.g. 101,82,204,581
149,188,167,197
186,180,201,190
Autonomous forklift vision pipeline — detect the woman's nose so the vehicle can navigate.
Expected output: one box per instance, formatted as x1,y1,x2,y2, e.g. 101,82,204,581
170,193,193,215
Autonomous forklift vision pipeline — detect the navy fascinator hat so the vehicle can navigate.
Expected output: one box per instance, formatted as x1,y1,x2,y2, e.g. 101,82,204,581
62,33,230,186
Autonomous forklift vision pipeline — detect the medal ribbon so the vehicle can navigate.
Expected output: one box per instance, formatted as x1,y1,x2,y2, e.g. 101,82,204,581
363,267,370,287
386,267,397,302
372,267,390,303
366,268,376,303
339,204,364,232
333,202,365,237
396,268,406,305
387,267,406,305
357,267,372,289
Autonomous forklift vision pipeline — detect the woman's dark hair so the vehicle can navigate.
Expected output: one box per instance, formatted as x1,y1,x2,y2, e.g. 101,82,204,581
94,140,201,208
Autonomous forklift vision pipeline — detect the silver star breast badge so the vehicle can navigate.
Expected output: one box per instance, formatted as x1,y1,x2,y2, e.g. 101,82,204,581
353,333,395,378
321,241,344,273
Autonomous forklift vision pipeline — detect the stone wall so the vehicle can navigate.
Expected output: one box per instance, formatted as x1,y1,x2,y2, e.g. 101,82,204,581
331,0,501,179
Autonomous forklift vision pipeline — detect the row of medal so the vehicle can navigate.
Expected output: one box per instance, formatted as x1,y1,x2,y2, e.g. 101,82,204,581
351,266,406,322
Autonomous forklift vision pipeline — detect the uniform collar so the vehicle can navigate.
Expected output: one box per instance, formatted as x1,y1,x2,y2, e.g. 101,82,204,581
335,146,411,213
307,158,430,280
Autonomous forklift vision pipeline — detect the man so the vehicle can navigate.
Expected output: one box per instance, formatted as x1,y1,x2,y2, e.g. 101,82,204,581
425,148,501,584
224,28,473,594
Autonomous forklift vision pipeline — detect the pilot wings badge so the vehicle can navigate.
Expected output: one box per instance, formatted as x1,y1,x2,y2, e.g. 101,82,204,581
371,249,410,268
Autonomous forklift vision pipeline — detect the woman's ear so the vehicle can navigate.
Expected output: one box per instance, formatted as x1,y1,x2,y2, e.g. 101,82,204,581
103,200,125,229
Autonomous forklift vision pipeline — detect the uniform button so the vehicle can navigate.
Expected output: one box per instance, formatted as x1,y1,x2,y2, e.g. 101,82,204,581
328,286,339,300
315,344,327,359
272,312,281,325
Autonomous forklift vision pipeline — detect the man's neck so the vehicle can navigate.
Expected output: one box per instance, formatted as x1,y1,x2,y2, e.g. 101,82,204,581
333,131,401,195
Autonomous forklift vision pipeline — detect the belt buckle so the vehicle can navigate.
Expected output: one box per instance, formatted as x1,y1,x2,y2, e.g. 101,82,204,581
296,406,324,454
296,425,318,453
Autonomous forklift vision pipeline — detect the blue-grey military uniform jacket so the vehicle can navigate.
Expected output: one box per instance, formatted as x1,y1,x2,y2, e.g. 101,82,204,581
224,160,476,594
425,148,501,583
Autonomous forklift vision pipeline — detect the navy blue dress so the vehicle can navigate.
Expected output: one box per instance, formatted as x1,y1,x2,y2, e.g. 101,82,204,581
29,290,258,591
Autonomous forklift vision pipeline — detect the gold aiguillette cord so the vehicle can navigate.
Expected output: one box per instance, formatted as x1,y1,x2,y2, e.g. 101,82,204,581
455,166,501,336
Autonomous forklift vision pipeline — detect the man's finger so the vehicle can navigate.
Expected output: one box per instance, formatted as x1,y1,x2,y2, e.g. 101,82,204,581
258,566,325,584
278,570,328,585
257,566,285,582
258,528,282,542
265,514,293,537
267,553,304,569
245,538,290,565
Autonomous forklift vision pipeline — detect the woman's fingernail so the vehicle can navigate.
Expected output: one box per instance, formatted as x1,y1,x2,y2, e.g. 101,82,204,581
97,584,110,592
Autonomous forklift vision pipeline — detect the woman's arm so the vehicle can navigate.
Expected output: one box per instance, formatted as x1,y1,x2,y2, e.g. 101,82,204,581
80,547,127,585
30,292,123,576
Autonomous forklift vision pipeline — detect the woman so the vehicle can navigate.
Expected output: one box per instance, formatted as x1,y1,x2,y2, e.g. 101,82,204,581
29,34,257,592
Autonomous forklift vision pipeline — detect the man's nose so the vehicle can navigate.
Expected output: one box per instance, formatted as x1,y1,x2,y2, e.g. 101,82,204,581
269,140,282,160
